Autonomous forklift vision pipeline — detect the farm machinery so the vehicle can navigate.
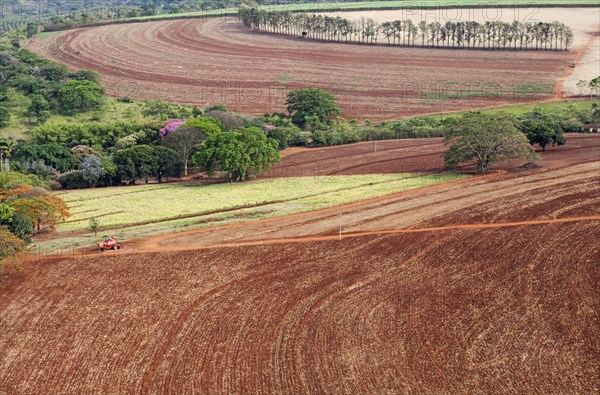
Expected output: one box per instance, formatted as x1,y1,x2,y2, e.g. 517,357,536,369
97,237,124,251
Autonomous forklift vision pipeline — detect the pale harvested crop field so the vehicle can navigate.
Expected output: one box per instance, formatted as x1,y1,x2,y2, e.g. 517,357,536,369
133,157,600,251
338,7,600,47
27,13,582,119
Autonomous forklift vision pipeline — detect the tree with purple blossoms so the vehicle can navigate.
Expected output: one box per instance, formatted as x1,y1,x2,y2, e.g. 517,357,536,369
158,120,185,140
80,157,106,188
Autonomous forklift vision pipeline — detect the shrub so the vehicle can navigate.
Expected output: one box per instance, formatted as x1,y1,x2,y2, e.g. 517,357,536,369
46,181,62,191
57,80,105,115
204,110,244,131
30,120,163,150
22,160,58,179
71,145,102,163
17,187,50,199
8,213,34,243
14,143,77,172
0,172,45,189
57,171,88,189
181,117,222,135
0,230,23,266
205,104,227,112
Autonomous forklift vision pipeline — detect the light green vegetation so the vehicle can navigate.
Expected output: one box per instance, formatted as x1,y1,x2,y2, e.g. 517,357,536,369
34,173,464,251
433,99,597,121
2,94,153,140
127,0,599,21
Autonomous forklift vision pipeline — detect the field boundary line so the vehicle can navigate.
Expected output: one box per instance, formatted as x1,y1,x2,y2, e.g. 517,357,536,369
141,215,600,252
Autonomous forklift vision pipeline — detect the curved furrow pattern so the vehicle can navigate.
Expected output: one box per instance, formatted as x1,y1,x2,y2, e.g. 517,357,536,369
26,17,573,119
3,223,598,393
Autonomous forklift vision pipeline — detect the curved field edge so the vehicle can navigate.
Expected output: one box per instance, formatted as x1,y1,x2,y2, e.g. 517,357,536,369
26,18,574,120
33,173,464,253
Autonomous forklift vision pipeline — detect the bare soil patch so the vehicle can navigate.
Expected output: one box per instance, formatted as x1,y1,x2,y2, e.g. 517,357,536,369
27,17,576,119
1,222,598,393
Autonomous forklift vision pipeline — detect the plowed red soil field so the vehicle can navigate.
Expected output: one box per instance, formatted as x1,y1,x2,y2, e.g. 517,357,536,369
1,224,599,393
1,136,599,393
267,133,600,177
27,17,574,119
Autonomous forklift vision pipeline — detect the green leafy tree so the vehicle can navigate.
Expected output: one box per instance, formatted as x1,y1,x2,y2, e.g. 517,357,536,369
162,126,210,175
70,70,101,84
89,217,99,237
113,145,157,184
0,203,15,224
193,127,280,181
13,143,77,172
182,117,223,135
26,24,39,37
286,88,340,129
41,62,70,82
443,113,538,173
101,156,117,186
57,80,104,115
79,157,106,187
0,84,8,103
154,146,184,182
27,94,51,123
592,103,600,123
9,213,34,243
518,108,566,151
112,152,136,183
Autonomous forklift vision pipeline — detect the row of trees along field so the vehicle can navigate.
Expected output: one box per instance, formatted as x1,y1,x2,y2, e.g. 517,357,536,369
239,8,574,50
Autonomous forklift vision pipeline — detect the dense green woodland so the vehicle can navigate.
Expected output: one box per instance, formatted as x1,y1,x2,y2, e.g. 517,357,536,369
1,0,344,31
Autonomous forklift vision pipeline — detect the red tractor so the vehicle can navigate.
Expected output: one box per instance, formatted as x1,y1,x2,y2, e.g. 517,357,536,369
97,237,124,251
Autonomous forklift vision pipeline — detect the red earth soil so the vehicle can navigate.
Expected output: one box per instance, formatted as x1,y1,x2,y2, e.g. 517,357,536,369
26,17,575,119
1,137,598,393
1,223,598,393
263,133,600,177
130,159,599,252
